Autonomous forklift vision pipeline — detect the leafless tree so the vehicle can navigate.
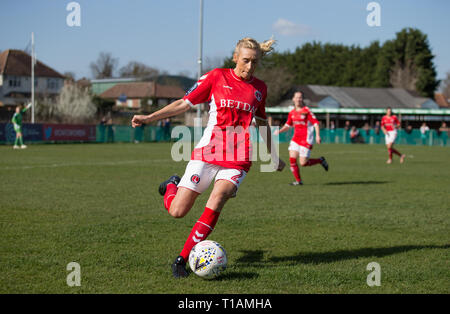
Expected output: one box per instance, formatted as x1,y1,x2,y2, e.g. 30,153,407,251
202,56,226,75
177,70,193,78
255,66,295,106
63,71,76,82
441,71,450,100
389,60,418,91
119,61,159,79
90,52,118,79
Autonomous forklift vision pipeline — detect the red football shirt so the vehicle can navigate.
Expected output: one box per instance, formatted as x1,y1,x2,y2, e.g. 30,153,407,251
381,115,399,132
183,68,267,172
285,106,319,149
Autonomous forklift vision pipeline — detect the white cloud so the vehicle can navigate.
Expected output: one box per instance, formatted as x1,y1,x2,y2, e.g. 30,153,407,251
272,18,312,36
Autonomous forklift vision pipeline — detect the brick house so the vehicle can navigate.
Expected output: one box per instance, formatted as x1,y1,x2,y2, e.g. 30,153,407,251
99,81,185,110
0,49,65,107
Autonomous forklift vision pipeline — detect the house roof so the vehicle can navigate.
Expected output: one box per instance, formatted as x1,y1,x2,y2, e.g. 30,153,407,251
91,77,138,84
0,49,64,78
279,85,438,109
100,81,185,99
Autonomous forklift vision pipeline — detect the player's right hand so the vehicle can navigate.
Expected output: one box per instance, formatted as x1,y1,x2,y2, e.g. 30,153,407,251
131,115,146,128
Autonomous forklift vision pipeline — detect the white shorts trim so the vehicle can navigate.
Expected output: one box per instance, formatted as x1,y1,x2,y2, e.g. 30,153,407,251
385,131,397,144
288,141,311,158
178,160,247,195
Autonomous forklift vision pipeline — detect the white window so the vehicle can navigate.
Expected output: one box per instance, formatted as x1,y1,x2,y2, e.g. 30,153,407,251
47,78,59,89
8,76,21,87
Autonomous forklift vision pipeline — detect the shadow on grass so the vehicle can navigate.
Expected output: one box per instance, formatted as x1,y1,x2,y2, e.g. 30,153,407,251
208,250,263,281
236,244,450,266
236,250,267,264
324,180,390,186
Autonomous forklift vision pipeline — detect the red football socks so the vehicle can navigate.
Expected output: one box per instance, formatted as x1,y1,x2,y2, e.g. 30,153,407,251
391,148,401,156
388,148,401,159
179,207,221,261
164,183,178,211
289,157,301,182
304,158,321,166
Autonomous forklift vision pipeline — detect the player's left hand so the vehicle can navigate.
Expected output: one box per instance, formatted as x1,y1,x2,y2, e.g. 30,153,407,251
316,136,321,144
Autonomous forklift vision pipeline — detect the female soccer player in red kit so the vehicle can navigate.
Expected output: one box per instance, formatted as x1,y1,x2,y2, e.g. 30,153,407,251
274,90,328,185
381,107,405,164
131,37,285,278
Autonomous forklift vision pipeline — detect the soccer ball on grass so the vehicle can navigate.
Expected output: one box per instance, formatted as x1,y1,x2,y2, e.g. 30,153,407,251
188,240,227,279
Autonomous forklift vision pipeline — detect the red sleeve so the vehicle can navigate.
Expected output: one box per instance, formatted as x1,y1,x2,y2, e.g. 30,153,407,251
285,111,293,126
307,108,319,125
183,69,216,106
380,117,385,127
393,116,400,126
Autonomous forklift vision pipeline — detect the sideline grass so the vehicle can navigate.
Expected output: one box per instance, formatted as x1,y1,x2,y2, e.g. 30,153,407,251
0,143,449,293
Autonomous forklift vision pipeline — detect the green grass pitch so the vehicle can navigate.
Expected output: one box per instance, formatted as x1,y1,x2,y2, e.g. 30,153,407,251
0,143,449,293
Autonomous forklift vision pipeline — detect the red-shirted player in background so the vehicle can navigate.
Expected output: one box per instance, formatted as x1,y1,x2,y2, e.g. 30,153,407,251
381,107,406,164
131,37,285,278
274,90,328,185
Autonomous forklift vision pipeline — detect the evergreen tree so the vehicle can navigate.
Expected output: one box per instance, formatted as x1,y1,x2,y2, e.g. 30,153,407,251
375,28,439,97
221,28,439,101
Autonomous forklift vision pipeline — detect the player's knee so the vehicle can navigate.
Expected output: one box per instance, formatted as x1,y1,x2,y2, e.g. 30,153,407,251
168,205,189,218
299,160,308,167
209,191,232,207
217,188,236,200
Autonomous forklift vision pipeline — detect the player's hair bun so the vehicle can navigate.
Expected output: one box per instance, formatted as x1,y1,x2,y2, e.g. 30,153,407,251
234,37,276,58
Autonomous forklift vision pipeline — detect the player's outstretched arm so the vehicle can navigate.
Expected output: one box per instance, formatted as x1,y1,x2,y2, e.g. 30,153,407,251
314,123,321,144
23,103,32,112
256,118,285,172
131,99,190,128
273,124,290,135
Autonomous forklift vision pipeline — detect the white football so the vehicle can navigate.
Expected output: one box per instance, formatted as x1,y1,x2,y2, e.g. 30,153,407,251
188,240,227,279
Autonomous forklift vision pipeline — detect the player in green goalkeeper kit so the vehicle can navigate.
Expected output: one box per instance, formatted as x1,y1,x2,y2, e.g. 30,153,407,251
12,103,32,149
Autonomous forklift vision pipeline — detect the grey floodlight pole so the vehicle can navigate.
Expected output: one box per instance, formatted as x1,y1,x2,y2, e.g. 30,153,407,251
31,32,35,124
197,0,203,121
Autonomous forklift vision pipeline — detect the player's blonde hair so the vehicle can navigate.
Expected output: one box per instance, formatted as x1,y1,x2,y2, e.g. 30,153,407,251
233,37,276,58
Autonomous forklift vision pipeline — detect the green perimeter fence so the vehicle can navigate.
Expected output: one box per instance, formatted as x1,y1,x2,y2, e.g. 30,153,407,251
100,125,448,147
0,123,448,146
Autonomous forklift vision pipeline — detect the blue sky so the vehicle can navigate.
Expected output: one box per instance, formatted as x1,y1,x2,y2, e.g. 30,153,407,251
1,0,449,86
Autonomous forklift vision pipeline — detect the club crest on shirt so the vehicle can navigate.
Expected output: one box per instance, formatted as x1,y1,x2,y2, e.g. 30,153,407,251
191,174,201,184
254,90,262,102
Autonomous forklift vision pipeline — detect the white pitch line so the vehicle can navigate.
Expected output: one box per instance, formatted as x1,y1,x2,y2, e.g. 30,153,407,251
1,159,177,170
325,150,386,154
